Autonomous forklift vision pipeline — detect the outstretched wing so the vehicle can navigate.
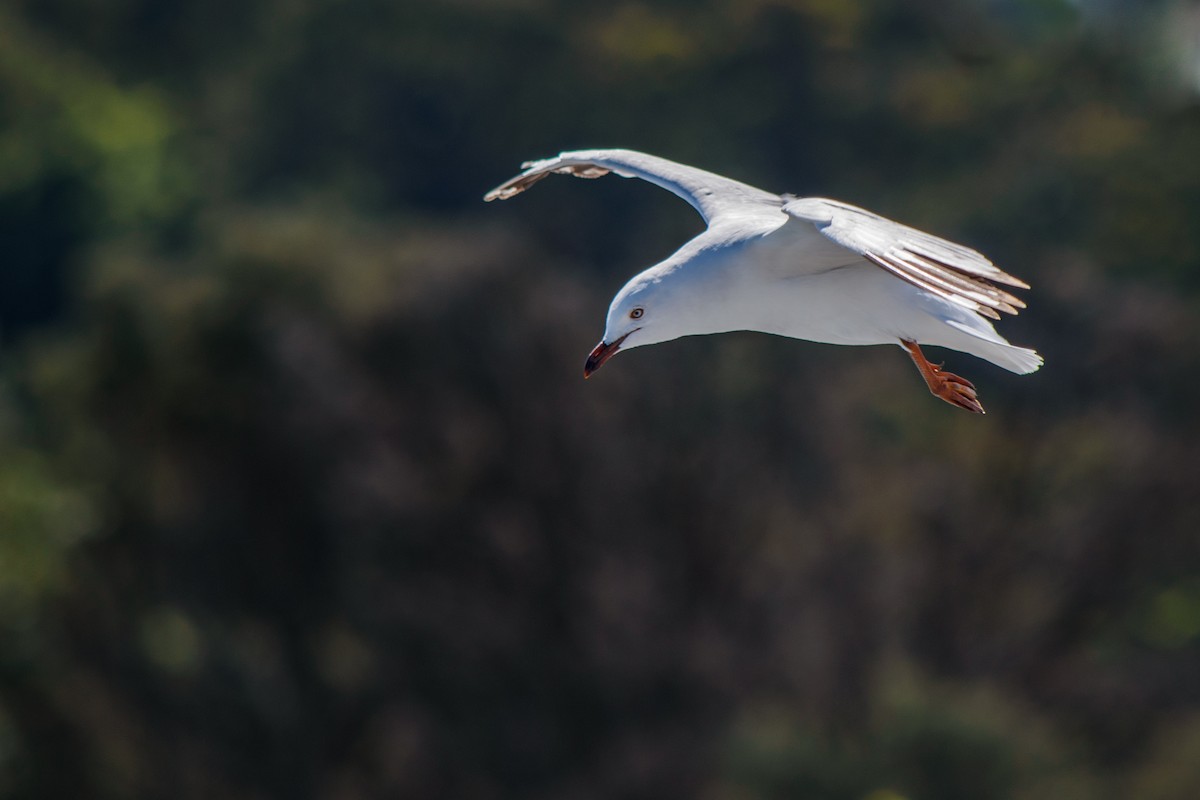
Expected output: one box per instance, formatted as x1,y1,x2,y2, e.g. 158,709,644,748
783,197,1030,321
484,148,782,226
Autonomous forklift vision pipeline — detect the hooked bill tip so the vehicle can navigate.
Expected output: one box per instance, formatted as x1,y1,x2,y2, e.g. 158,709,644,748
584,338,617,378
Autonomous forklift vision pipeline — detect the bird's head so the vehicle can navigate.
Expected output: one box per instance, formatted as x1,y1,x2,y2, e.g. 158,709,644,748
584,272,684,378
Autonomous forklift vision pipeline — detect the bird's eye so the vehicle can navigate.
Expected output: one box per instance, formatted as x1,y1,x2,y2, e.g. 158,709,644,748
630,308,644,320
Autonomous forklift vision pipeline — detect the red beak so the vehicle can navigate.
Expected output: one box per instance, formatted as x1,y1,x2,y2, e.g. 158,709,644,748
583,332,632,378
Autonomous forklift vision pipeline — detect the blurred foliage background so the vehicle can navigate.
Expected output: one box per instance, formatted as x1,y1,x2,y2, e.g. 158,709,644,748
1,0,1200,797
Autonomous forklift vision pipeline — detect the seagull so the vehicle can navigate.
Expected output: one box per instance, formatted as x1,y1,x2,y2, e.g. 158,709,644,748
484,148,1041,413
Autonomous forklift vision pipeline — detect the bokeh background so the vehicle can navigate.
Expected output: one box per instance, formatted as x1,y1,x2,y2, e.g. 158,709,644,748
2,0,1200,797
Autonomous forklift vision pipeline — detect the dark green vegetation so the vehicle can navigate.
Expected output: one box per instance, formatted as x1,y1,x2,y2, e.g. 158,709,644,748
3,1,1200,797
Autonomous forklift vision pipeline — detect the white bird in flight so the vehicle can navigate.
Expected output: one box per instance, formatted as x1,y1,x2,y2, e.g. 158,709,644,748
484,148,1041,413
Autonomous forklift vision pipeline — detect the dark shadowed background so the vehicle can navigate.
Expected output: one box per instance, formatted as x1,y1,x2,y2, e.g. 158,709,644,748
2,1,1200,798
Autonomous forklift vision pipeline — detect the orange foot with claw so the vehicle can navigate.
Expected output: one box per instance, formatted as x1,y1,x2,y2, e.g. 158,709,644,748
900,339,985,414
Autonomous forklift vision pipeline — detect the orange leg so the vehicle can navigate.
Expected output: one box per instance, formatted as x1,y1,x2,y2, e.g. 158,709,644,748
900,340,985,414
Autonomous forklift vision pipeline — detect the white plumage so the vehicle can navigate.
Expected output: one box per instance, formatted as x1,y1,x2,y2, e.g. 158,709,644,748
485,148,1041,413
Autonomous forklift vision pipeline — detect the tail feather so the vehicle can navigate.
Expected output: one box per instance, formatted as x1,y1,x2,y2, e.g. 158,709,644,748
987,343,1043,375
943,319,1043,374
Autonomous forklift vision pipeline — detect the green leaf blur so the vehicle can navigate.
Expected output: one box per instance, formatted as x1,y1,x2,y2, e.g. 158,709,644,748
1,0,1199,797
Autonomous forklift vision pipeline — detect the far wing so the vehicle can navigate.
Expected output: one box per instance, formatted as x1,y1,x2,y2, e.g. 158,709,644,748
783,197,1030,320
484,148,782,226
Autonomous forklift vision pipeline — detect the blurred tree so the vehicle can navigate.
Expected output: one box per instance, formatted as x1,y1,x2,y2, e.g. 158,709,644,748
0,0,1199,798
